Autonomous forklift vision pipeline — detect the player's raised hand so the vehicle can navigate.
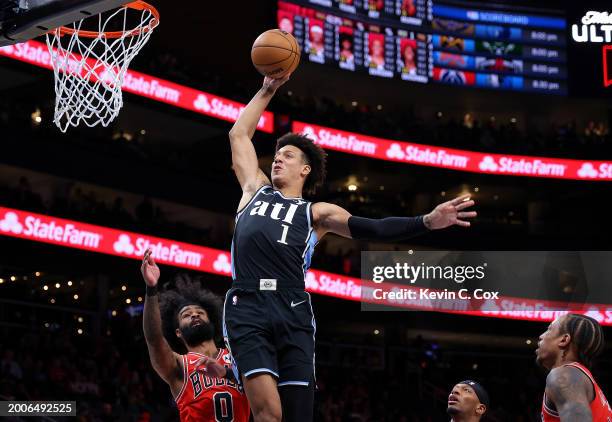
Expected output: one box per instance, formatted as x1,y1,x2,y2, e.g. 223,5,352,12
263,74,290,93
194,356,228,379
424,195,477,230
141,248,160,287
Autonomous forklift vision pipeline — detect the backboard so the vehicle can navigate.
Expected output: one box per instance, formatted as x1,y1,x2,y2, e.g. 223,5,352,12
0,0,131,46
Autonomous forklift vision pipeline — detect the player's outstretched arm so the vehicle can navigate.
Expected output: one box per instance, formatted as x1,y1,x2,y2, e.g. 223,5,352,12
545,366,593,421
228,75,289,200
312,194,476,240
141,248,183,388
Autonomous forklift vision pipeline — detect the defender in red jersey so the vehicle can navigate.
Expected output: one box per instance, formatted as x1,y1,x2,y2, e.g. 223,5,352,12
536,314,611,422
141,249,250,422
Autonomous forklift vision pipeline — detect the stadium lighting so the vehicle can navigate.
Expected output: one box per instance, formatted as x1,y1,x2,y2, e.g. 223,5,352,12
55,283,60,288
10,276,16,281
35,272,41,276
43,285,49,290
73,294,79,300
348,184,357,191
126,298,131,304
67,280,73,286
31,108,42,124
121,285,127,291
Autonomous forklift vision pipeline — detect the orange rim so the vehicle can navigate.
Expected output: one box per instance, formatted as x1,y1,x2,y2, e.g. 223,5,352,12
56,1,159,38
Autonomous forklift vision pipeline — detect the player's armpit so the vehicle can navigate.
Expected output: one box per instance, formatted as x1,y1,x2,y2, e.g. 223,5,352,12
236,169,271,213
546,366,593,422
312,202,352,239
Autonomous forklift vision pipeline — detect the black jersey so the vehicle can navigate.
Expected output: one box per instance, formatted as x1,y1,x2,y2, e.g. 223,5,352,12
231,185,317,285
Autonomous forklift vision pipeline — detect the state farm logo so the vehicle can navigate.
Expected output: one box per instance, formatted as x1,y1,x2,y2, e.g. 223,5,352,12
0,211,101,247
113,234,203,267
192,94,268,129
194,94,211,112
386,143,405,160
479,156,499,171
305,271,318,290
299,125,377,155
577,162,598,178
480,298,500,314
301,126,319,142
0,212,23,234
114,234,135,255
213,253,231,274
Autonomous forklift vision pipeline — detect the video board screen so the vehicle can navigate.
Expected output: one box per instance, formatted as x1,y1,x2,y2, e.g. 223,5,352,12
278,0,568,94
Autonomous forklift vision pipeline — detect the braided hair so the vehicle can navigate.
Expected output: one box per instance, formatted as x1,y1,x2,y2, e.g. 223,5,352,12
560,313,605,368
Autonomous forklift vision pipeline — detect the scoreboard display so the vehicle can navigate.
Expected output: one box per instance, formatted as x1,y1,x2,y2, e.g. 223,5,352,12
278,0,568,94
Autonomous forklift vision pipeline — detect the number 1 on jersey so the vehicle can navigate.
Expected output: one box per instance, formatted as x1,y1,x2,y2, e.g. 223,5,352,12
277,224,289,245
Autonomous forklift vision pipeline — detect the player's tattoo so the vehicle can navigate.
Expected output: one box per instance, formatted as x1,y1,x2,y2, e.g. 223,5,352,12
546,366,593,421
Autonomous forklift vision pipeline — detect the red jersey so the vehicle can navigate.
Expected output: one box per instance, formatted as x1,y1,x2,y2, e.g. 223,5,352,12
175,349,250,422
542,362,612,422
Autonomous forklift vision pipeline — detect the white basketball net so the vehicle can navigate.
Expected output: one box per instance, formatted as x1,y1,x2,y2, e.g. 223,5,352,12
45,3,158,132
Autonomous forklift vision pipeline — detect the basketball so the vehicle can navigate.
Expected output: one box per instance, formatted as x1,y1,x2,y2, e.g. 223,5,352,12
251,29,300,78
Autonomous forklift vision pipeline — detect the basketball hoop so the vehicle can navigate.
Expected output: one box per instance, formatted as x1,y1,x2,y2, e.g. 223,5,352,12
45,1,159,132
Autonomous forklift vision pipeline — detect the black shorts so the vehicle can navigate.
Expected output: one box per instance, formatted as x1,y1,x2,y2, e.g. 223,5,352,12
223,279,316,387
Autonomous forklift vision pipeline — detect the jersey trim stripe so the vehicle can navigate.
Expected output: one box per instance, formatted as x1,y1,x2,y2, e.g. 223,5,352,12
236,184,270,218
243,368,280,378
222,289,241,383
301,202,315,277
278,381,310,387
230,239,236,279
564,362,597,394
272,189,304,200
233,185,270,280
174,354,190,402
306,291,317,383
542,394,559,416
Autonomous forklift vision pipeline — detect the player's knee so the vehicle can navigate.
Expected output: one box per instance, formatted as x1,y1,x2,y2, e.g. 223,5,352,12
251,400,282,422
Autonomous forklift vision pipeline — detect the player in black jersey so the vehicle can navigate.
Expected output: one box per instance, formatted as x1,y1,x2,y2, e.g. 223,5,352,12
224,74,477,422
